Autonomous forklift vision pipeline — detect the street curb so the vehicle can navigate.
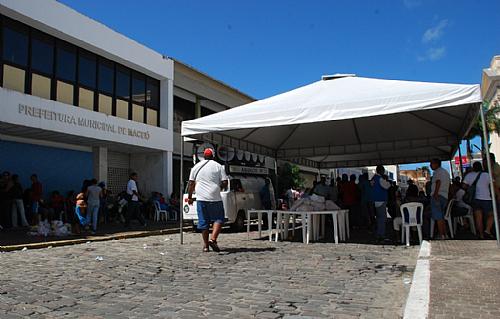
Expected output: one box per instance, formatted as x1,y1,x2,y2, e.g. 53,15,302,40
403,240,431,319
0,226,191,252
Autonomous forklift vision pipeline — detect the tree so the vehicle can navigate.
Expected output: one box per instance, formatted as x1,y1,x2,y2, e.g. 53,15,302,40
465,101,500,156
277,162,304,196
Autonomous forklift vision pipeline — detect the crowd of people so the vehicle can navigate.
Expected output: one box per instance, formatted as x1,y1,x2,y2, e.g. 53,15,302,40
0,171,180,236
279,155,500,244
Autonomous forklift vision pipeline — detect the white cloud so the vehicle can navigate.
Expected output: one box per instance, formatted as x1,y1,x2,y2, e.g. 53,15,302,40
403,0,422,9
422,19,448,43
418,47,446,62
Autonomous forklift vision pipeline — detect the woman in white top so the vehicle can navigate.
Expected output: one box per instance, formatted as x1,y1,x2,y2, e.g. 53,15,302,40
463,162,494,239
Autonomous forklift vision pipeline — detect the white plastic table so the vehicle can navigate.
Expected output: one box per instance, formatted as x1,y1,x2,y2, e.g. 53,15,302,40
301,210,339,244
247,209,348,245
246,210,281,241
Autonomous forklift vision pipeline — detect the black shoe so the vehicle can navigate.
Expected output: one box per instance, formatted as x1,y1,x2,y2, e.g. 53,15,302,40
208,240,220,252
203,247,209,253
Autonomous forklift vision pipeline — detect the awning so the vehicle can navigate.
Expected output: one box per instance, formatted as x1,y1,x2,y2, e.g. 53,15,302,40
181,75,481,168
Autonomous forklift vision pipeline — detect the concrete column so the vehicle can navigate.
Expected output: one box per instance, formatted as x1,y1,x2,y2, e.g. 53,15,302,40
195,96,201,118
160,78,173,130
164,151,173,196
92,146,108,182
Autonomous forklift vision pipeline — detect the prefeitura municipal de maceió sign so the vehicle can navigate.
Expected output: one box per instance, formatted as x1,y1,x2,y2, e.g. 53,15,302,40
18,103,151,140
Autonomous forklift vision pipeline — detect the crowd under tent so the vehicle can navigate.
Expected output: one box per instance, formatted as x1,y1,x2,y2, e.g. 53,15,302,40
180,74,499,246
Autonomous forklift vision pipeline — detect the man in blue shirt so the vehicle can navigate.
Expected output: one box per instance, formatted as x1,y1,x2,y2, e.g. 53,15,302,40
371,165,391,242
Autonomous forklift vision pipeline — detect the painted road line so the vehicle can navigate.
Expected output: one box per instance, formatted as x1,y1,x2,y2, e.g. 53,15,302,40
403,240,431,319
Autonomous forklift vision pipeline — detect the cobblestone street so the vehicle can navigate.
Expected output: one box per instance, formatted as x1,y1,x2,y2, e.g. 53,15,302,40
0,232,418,318
429,240,500,319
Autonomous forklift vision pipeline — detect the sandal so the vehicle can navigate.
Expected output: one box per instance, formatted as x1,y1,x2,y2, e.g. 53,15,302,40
484,231,494,239
208,240,220,252
203,247,209,253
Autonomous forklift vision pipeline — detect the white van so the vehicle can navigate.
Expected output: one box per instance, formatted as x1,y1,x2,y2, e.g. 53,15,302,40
182,174,275,231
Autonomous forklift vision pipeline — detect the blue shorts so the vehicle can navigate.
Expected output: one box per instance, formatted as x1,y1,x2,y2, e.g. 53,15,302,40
32,201,39,214
431,196,448,221
472,199,493,216
197,201,225,230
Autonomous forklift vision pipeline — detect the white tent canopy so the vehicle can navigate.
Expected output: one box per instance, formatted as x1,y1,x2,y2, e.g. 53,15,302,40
181,75,481,168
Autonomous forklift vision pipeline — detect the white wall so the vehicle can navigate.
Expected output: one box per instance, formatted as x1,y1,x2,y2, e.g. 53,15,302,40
130,151,171,197
1,88,172,151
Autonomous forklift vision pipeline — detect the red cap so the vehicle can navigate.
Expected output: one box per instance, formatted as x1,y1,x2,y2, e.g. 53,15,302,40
204,148,214,157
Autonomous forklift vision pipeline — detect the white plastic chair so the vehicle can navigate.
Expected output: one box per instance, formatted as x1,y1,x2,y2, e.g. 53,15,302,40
452,203,476,236
400,202,424,246
430,199,454,239
154,201,168,222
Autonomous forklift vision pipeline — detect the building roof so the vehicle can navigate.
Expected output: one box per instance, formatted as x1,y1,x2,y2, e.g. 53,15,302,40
172,58,255,102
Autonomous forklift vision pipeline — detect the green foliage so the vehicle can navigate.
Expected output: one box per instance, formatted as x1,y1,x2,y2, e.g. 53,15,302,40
466,101,500,152
278,162,305,195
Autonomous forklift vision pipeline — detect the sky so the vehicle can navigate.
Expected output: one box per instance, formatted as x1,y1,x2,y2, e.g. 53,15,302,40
60,0,500,170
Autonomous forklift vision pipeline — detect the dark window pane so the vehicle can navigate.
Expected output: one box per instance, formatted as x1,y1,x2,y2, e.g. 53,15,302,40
56,44,76,81
132,72,145,104
98,60,113,94
116,66,130,99
2,25,28,66
201,107,215,117
31,32,54,74
147,77,160,109
78,51,96,88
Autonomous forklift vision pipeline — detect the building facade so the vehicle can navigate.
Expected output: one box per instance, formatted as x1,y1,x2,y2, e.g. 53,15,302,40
0,0,174,197
172,60,255,194
482,56,500,160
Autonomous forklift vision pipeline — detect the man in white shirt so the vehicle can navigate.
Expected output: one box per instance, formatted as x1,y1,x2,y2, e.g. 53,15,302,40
463,161,494,239
430,159,451,239
126,172,146,228
187,148,228,252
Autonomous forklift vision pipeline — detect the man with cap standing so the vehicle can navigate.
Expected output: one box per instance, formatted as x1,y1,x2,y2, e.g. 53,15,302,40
187,148,228,252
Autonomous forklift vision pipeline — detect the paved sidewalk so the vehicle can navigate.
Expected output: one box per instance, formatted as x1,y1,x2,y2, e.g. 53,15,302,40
429,240,500,319
0,232,418,318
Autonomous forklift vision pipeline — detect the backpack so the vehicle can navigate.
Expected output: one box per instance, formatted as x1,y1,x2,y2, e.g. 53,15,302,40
463,172,482,205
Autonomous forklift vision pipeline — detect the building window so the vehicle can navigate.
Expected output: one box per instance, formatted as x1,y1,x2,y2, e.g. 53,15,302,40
0,14,162,127
201,107,216,117
3,64,25,92
146,77,160,126
56,80,73,105
2,20,29,66
116,66,130,100
31,73,51,99
98,93,112,115
132,103,144,122
132,72,146,104
98,59,113,95
116,99,129,119
56,42,76,82
146,108,158,126
173,96,195,133
79,87,94,110
147,78,160,109
31,31,54,75
78,50,96,89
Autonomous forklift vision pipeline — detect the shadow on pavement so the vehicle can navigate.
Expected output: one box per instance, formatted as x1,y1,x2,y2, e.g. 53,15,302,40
222,247,276,254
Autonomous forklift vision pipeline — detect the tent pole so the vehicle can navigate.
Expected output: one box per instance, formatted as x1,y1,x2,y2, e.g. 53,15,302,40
479,104,500,247
179,135,184,245
458,140,464,178
449,160,455,179
274,156,279,209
